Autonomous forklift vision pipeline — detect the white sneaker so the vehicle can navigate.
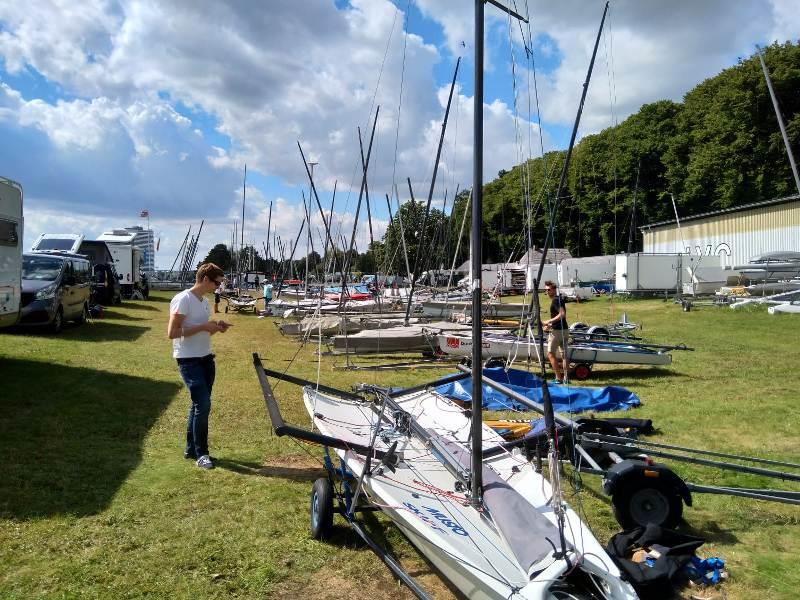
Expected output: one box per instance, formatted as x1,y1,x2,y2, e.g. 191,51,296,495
196,455,214,470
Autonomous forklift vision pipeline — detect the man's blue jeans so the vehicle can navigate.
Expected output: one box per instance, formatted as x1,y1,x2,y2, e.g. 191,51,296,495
177,355,215,457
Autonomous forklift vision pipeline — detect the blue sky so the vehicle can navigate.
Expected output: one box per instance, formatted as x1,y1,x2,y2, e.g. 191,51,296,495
0,0,796,268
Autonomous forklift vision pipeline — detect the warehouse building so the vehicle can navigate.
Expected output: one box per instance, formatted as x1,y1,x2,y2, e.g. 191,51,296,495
640,194,800,267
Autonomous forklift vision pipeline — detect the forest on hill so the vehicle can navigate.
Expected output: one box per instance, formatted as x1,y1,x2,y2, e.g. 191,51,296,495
437,41,800,268
209,42,800,279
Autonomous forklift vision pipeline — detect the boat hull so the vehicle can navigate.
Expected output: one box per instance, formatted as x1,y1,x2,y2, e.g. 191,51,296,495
434,333,672,366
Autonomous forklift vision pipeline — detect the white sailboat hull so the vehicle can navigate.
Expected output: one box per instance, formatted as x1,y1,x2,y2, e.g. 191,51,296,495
434,333,672,366
302,387,637,599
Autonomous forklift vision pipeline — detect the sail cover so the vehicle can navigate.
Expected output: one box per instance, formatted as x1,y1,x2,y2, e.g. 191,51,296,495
436,367,641,413
429,432,564,575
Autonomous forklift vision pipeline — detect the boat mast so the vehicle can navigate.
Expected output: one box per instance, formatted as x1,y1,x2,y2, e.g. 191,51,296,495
532,1,609,562
470,0,484,506
470,0,528,507
757,46,800,195
241,164,247,288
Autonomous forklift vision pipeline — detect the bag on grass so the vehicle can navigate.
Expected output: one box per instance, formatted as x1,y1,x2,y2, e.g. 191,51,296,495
606,523,705,598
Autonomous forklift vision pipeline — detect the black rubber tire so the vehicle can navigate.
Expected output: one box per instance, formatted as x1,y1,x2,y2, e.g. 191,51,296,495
570,322,588,332
484,357,507,369
50,306,64,334
75,303,89,325
611,478,684,530
310,478,334,540
573,363,591,381
587,325,610,340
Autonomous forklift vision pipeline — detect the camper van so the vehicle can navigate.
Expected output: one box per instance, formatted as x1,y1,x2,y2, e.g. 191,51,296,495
31,234,122,305
0,177,23,329
97,230,145,299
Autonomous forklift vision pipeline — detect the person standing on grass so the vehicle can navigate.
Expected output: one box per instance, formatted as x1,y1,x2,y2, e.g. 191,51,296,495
263,280,273,308
213,278,224,314
543,280,569,384
167,263,232,470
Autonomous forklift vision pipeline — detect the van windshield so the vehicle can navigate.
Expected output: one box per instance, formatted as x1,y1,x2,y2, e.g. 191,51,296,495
22,256,64,281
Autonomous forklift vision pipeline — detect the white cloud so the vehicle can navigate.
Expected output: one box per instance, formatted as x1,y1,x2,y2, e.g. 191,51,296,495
2,0,800,270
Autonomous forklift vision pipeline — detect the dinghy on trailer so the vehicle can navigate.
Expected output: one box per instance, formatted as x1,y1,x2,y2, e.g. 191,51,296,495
254,356,637,600
251,2,637,597
431,331,677,379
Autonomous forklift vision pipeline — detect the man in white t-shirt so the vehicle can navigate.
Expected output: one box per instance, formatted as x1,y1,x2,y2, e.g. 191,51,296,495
167,263,232,469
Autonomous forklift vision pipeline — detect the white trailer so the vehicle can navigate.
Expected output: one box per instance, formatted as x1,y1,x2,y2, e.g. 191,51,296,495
524,263,558,292
97,230,143,298
557,255,616,288
456,264,513,292
615,253,682,293
0,177,23,328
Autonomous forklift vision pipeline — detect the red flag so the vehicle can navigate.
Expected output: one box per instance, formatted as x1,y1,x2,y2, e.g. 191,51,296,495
140,209,149,218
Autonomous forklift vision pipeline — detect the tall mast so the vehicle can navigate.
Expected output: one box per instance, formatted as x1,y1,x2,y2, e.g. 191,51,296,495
241,164,247,284
470,0,485,506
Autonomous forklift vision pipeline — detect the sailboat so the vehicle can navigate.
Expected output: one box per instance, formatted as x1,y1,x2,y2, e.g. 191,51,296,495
253,1,637,598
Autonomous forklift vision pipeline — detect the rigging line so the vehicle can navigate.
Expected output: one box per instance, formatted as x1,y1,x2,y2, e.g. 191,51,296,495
390,0,412,214
602,6,619,253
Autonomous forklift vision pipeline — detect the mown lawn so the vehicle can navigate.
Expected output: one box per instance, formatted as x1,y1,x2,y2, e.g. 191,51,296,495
0,291,798,599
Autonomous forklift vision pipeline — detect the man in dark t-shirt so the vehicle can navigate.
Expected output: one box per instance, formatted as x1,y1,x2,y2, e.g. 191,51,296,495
543,280,569,383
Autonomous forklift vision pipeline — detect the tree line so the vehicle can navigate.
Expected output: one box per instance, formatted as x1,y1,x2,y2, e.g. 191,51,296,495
205,42,800,276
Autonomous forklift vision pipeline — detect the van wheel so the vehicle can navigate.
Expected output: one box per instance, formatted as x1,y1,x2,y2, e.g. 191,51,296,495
75,303,89,325
50,307,64,334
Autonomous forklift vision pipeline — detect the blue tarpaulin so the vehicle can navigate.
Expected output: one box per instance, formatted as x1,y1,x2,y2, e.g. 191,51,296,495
435,367,641,413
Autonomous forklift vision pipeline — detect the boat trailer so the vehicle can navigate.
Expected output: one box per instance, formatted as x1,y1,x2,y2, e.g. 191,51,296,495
464,365,800,529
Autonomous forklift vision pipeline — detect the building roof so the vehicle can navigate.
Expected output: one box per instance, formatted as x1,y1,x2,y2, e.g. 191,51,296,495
516,246,572,265
640,194,800,231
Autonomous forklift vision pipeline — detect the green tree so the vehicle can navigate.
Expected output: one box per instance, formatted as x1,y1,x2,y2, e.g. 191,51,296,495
202,244,232,271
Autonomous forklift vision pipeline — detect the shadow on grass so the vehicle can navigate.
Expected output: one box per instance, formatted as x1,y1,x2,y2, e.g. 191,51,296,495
122,302,161,311
588,367,687,382
64,321,149,342
6,321,149,342
215,459,328,482
0,358,180,519
99,310,151,322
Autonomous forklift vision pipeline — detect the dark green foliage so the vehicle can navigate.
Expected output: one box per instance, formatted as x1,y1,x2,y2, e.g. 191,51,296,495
202,243,232,270
462,42,800,262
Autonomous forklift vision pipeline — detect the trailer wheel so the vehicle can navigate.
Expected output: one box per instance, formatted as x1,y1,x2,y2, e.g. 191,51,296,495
310,478,334,540
573,363,591,381
484,357,507,369
587,325,609,340
612,478,683,530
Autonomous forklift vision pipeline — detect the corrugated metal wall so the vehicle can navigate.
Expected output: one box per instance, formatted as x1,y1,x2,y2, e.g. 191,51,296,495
642,200,800,266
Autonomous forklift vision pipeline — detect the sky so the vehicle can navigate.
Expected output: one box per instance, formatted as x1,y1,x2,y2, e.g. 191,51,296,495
1,0,798,269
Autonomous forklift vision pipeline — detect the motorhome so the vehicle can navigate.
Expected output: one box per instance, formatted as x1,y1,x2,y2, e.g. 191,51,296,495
0,177,23,329
97,229,145,298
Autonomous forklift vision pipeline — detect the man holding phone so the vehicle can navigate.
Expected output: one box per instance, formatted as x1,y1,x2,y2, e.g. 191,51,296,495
167,263,232,469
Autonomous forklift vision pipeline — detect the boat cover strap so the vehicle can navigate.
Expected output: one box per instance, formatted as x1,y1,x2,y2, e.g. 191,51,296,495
429,432,564,574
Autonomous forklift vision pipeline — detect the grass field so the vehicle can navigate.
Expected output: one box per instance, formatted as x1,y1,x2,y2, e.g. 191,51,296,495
1,291,799,599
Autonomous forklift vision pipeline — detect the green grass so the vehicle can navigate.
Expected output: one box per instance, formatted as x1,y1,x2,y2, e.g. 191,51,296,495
1,291,798,599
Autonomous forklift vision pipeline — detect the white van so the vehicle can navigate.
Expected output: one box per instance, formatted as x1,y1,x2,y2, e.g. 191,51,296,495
0,177,23,329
